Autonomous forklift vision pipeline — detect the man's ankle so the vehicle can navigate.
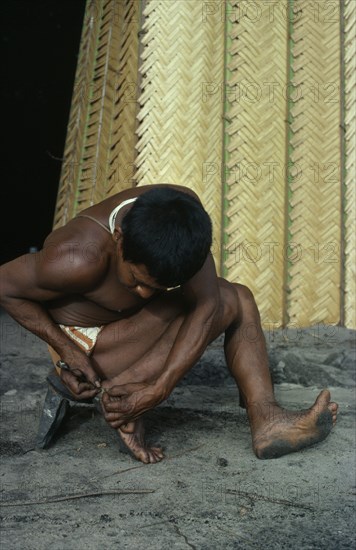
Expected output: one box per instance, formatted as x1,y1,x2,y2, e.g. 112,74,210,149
245,399,279,422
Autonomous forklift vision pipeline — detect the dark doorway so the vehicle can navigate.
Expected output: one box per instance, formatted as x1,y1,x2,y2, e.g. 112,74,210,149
1,0,86,263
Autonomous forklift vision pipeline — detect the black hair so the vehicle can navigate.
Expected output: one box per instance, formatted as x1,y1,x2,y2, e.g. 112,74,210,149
121,187,212,287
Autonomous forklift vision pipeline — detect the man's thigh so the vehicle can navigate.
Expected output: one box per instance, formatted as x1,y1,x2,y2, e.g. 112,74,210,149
92,289,187,379
92,280,239,380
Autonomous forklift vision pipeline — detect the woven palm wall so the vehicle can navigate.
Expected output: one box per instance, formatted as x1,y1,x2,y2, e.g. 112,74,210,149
54,0,355,329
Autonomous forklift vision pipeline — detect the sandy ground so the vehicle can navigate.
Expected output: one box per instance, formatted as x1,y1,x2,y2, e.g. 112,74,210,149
0,310,355,550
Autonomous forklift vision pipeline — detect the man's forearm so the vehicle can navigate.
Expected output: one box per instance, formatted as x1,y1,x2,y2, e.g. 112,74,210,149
157,302,219,398
1,297,84,361
1,297,101,391
100,299,220,426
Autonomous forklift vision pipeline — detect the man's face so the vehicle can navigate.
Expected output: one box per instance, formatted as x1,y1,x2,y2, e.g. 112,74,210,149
120,260,167,299
114,230,167,299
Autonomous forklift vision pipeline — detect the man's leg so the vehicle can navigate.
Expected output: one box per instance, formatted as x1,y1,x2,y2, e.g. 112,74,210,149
225,283,338,458
92,290,191,463
92,287,234,463
92,282,338,461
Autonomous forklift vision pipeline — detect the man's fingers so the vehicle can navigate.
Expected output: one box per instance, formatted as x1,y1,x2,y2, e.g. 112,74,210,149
101,409,126,429
101,398,126,412
105,382,147,397
76,381,95,392
105,388,130,398
102,396,136,414
86,372,102,388
102,392,129,407
102,412,121,422
61,371,99,400
93,378,102,388
76,388,100,400
61,371,81,395
103,416,139,430
107,420,125,429
70,367,101,388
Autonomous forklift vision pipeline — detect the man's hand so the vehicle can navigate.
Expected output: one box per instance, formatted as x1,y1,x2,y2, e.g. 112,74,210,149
100,381,166,428
58,351,101,400
59,369,100,400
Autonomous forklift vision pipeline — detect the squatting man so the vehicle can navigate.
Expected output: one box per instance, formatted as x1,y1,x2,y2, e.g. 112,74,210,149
0,185,338,463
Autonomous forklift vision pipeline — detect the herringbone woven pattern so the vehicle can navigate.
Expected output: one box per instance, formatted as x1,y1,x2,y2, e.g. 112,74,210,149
289,0,341,326
53,0,355,328
344,0,356,328
54,0,139,227
53,0,102,228
76,0,119,209
224,1,288,323
135,0,224,269
74,1,139,210
106,0,140,195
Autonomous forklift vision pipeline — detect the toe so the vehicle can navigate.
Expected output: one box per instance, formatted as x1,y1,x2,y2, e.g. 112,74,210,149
328,402,338,424
151,448,164,462
148,451,159,464
152,446,164,458
138,449,150,464
314,389,331,410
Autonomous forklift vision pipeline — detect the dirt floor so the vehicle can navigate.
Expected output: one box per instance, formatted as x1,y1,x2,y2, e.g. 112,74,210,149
0,310,355,549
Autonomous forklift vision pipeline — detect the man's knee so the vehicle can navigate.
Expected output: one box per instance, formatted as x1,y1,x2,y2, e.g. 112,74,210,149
233,283,256,304
222,281,262,326
217,278,240,325
219,279,255,304
233,283,262,326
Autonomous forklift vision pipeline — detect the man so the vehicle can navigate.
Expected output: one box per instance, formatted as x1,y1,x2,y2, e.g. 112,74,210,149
0,184,338,463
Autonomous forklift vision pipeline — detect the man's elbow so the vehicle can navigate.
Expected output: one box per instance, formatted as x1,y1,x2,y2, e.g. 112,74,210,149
0,269,10,306
0,266,19,307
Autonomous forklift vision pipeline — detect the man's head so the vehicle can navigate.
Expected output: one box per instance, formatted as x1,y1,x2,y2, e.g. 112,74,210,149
120,187,212,287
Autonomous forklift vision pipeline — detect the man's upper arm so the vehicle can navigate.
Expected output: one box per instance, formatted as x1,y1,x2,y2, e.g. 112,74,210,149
0,242,106,303
181,253,220,307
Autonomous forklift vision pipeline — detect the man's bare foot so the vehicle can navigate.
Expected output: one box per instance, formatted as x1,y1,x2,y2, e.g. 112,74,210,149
117,418,164,464
248,389,338,459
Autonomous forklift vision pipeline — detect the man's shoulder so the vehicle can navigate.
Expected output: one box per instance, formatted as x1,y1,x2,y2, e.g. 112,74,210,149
38,223,110,291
